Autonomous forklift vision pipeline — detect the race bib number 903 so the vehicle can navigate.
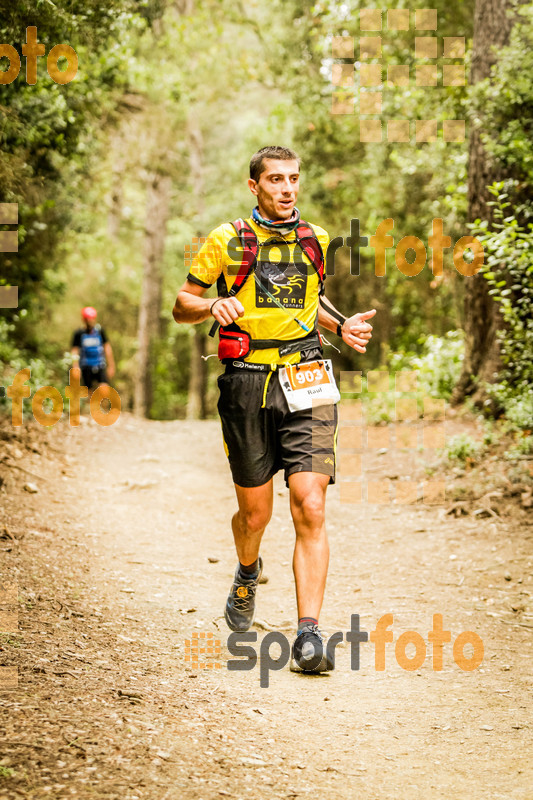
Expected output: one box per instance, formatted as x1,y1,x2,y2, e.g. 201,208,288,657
279,359,340,412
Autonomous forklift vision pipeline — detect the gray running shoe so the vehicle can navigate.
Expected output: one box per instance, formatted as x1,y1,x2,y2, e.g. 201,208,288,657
290,624,334,673
224,557,263,632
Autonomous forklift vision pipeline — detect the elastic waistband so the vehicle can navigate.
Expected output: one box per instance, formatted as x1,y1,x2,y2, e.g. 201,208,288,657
224,360,273,374
224,348,324,375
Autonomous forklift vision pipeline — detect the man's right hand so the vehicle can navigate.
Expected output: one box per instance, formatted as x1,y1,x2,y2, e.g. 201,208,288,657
210,296,245,327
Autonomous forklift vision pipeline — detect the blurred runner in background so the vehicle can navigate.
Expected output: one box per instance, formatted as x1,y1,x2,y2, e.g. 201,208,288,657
71,306,115,397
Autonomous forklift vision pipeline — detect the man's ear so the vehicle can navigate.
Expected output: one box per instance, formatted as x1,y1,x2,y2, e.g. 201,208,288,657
248,178,258,196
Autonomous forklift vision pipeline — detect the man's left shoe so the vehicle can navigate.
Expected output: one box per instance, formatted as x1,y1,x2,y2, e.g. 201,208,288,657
290,624,334,673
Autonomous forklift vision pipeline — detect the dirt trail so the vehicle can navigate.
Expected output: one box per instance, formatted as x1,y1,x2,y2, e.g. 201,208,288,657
1,413,532,799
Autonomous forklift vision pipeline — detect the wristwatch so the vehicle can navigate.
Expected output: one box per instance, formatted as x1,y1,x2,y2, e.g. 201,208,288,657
336,320,345,338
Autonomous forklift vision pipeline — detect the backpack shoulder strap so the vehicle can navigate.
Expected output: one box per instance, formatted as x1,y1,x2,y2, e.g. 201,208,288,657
295,220,325,291
228,218,259,296
208,218,258,338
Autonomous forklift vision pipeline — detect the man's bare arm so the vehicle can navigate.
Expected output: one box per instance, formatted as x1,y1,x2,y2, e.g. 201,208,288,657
317,296,345,335
172,280,244,326
318,297,376,354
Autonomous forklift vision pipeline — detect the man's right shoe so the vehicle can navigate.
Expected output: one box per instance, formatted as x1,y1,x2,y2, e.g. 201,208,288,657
224,557,263,632
290,624,334,673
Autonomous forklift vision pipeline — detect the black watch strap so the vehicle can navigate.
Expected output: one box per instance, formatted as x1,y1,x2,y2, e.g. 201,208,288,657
336,322,344,338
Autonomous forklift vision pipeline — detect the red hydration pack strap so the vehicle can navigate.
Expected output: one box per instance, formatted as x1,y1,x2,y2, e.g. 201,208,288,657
228,218,259,295
208,218,258,337
294,222,325,292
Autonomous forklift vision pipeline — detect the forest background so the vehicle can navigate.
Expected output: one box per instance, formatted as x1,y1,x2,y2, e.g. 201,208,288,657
0,0,531,452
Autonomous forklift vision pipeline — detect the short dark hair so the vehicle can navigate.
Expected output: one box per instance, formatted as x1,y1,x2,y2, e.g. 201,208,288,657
249,146,301,183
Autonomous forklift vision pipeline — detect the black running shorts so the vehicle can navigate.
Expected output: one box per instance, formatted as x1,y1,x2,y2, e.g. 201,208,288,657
217,356,338,489
81,366,108,390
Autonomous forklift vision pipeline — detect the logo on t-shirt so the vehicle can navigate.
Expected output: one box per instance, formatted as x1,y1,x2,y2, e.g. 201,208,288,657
255,260,307,309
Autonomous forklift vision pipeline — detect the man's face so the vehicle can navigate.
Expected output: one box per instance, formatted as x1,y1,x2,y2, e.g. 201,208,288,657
248,159,300,221
83,315,96,329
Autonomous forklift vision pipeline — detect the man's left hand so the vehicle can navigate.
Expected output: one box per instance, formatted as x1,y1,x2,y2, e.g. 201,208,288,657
341,309,376,353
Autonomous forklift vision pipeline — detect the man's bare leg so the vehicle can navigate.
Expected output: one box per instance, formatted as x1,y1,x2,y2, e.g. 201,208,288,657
288,471,333,671
288,471,330,620
231,480,273,565
224,480,273,631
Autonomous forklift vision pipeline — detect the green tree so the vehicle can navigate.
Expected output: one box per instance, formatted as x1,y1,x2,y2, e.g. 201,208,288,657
452,0,531,407
0,0,140,355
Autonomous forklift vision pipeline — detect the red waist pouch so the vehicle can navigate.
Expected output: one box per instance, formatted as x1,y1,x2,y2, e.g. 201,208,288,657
218,330,251,360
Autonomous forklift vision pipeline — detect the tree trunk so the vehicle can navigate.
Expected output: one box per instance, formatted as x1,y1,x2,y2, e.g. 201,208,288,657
134,171,172,417
186,117,208,420
452,0,514,406
187,329,208,419
107,143,124,242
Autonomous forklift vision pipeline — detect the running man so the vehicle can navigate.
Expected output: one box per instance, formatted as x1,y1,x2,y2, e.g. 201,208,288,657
71,306,115,396
173,146,375,673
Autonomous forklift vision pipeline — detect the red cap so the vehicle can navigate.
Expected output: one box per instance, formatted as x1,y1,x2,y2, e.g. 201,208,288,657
81,306,97,319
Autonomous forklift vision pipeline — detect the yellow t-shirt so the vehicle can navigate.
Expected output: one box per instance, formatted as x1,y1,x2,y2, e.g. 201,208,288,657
187,217,329,366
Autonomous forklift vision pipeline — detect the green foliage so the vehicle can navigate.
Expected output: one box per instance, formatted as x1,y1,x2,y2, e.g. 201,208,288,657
280,0,472,374
465,5,533,425
444,433,482,463
471,3,533,182
0,0,143,352
502,392,533,432
486,384,533,436
0,765,15,779
473,185,533,414
359,331,464,424
362,390,396,426
505,434,533,458
389,330,464,400
0,318,54,390
150,327,191,420
0,318,62,420
481,419,499,447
